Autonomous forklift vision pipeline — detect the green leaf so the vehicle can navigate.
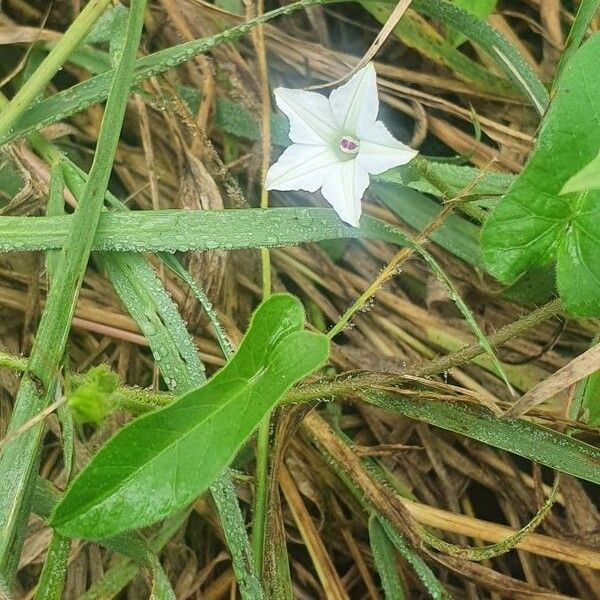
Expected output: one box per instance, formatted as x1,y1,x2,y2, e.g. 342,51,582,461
50,294,329,539
482,33,600,316
500,266,556,305
215,97,289,147
446,0,497,48
363,391,600,486
562,150,600,193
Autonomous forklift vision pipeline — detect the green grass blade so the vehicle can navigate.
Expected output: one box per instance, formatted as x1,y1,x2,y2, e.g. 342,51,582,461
379,520,453,600
0,207,510,389
368,516,406,599
363,391,600,486
360,0,515,98
0,0,112,139
159,253,235,358
0,0,147,580
0,0,349,147
35,174,72,600
45,165,65,277
210,476,265,600
410,0,549,114
553,0,600,88
99,252,207,388
33,534,71,600
0,208,489,253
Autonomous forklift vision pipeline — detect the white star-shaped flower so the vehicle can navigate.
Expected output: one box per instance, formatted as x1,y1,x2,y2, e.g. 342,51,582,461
265,63,418,227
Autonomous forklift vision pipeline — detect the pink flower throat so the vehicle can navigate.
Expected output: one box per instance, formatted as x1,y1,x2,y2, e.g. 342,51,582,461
339,136,359,154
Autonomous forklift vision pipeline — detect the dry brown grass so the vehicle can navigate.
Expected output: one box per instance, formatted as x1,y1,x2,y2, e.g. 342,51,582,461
1,0,600,598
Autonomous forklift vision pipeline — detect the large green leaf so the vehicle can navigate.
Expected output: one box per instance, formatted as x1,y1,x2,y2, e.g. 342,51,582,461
481,33,600,316
50,294,328,539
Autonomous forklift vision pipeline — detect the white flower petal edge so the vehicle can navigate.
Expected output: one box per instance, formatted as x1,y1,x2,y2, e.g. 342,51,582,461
274,88,338,145
329,63,378,135
356,121,418,175
265,144,339,192
321,160,370,228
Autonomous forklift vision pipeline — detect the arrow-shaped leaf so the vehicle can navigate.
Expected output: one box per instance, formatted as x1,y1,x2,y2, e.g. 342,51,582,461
50,294,328,539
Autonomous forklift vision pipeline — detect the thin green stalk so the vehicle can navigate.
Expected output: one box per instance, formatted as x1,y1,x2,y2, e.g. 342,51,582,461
0,0,112,139
0,0,147,580
553,0,600,89
253,12,274,569
252,417,271,572
0,351,27,373
34,164,71,600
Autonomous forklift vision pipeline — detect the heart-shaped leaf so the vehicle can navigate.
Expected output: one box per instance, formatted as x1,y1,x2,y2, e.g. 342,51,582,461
481,33,600,316
50,294,328,539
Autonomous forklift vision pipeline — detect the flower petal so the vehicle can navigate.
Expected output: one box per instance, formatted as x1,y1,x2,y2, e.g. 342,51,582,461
274,88,338,145
265,144,340,192
328,63,378,135
320,159,370,227
356,120,418,175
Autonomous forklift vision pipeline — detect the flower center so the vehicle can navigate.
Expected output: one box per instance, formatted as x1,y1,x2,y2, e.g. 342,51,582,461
339,135,360,154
